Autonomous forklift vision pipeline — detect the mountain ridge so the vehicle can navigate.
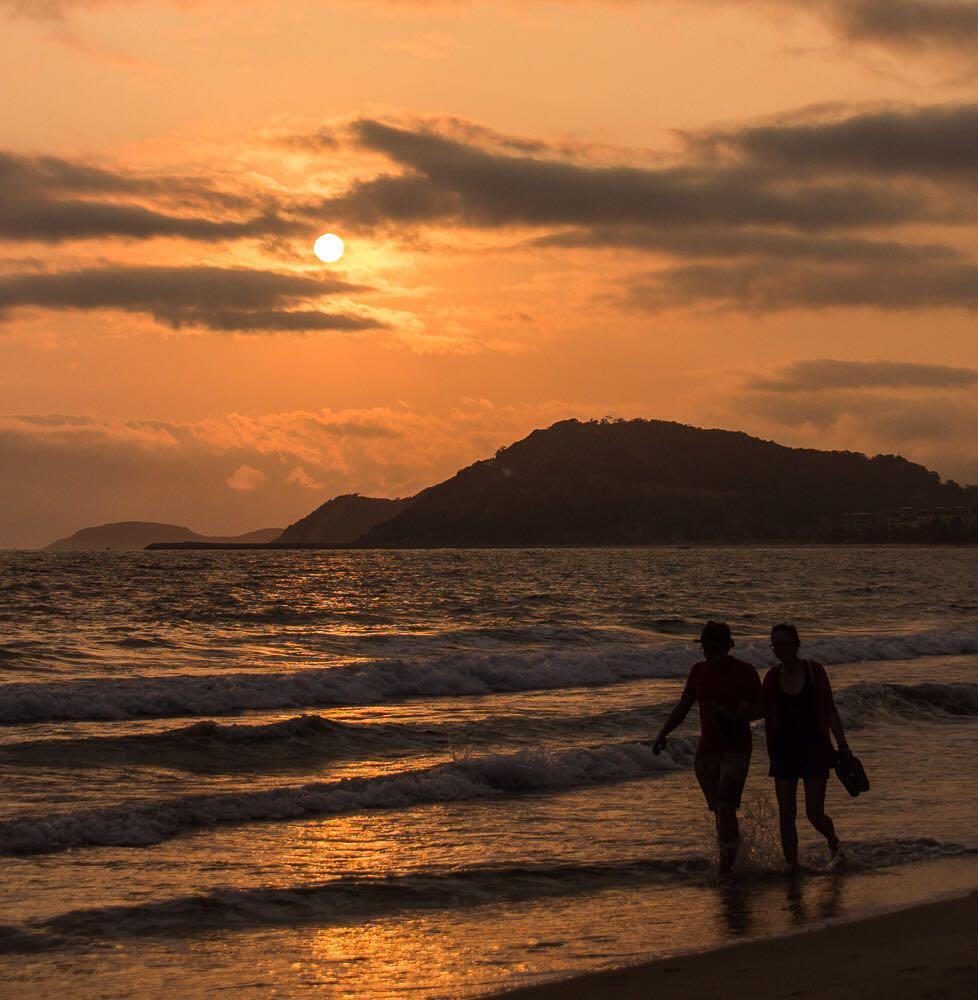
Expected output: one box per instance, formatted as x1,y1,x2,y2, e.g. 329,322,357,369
276,494,413,544
357,418,976,546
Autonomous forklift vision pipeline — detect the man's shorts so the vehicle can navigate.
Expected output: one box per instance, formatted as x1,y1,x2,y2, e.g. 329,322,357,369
694,751,750,812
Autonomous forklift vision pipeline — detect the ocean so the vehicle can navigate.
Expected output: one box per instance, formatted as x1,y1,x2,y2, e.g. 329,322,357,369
1,546,976,996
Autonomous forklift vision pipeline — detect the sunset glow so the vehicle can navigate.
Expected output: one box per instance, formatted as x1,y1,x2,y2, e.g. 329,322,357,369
1,0,977,548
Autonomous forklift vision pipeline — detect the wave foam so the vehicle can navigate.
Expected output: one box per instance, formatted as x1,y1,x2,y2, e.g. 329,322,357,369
0,647,690,723
2,627,976,725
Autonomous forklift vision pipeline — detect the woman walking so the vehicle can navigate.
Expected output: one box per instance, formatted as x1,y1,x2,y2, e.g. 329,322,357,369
764,623,849,873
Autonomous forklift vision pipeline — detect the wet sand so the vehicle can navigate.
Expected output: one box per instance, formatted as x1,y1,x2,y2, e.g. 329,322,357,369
495,889,978,999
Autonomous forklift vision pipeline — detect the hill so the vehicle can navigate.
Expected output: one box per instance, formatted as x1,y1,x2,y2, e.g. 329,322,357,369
44,522,283,551
276,494,413,543
358,418,975,546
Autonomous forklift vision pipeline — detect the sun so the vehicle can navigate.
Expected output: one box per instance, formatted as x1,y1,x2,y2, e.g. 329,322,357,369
313,233,345,263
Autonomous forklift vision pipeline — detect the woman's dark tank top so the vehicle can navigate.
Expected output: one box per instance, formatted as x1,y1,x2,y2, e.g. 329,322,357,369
773,662,821,760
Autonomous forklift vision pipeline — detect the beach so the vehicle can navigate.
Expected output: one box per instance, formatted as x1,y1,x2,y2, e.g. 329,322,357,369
498,890,978,999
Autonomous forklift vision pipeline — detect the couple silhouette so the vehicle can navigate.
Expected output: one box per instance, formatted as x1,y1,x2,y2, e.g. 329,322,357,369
653,621,850,875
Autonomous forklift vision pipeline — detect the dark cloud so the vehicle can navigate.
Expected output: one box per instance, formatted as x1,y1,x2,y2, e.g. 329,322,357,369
0,265,382,332
622,259,978,313
188,308,384,332
326,118,934,232
0,197,293,243
821,0,978,52
0,150,299,243
702,102,978,181
747,358,978,392
0,150,158,195
533,226,960,264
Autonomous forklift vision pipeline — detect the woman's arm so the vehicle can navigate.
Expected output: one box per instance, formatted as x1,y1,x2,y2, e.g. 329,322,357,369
819,663,849,752
828,707,849,753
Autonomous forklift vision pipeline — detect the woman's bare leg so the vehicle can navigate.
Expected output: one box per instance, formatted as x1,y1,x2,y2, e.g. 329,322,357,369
803,774,840,852
775,777,800,868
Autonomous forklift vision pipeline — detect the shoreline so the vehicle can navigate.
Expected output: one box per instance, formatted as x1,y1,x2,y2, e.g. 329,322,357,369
491,888,978,999
133,540,978,551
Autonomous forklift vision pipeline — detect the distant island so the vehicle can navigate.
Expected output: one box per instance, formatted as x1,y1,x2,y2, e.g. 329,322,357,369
44,522,283,552
54,419,978,550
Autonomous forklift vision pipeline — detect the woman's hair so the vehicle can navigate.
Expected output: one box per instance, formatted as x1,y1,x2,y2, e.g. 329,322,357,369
771,622,800,643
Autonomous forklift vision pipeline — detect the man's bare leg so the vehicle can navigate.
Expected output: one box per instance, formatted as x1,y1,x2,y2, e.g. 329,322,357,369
716,801,739,873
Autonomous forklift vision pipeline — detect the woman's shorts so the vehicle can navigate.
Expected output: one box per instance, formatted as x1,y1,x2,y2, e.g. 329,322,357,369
768,758,830,780
694,751,750,811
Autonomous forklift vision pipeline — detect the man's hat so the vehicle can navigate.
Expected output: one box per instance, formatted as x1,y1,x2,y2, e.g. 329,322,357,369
699,620,732,645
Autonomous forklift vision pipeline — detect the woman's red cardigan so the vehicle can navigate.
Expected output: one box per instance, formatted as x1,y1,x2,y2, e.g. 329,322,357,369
762,660,838,767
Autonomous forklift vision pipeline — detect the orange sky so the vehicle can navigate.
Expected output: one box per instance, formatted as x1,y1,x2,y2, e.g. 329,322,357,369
2,0,978,546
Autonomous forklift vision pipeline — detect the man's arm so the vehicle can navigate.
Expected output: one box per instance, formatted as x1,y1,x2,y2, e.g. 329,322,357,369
652,687,696,754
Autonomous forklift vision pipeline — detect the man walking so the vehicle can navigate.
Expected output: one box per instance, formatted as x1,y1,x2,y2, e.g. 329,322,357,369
652,621,763,873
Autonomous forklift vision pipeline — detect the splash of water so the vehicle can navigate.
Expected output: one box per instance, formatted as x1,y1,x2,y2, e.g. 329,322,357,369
738,790,784,872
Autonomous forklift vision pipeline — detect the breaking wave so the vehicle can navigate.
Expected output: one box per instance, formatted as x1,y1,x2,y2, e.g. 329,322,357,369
0,738,696,855
1,627,976,725
0,647,689,724
837,681,978,728
0,714,425,772
2,679,974,778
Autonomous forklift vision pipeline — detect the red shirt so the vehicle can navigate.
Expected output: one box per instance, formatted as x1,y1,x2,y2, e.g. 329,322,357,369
682,656,762,755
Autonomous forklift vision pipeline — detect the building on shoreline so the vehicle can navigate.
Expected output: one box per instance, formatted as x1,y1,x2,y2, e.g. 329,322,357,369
840,506,978,541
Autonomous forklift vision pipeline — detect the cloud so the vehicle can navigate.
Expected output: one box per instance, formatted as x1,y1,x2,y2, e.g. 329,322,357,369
0,197,290,244
621,258,978,313
817,0,978,53
226,464,267,491
285,465,324,489
323,117,935,233
699,102,978,183
727,356,978,485
0,399,588,547
0,150,298,243
0,264,384,332
747,358,978,392
533,227,960,264
742,385,978,472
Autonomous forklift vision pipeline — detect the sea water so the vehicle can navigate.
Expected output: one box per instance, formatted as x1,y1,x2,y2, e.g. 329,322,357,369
0,546,976,996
